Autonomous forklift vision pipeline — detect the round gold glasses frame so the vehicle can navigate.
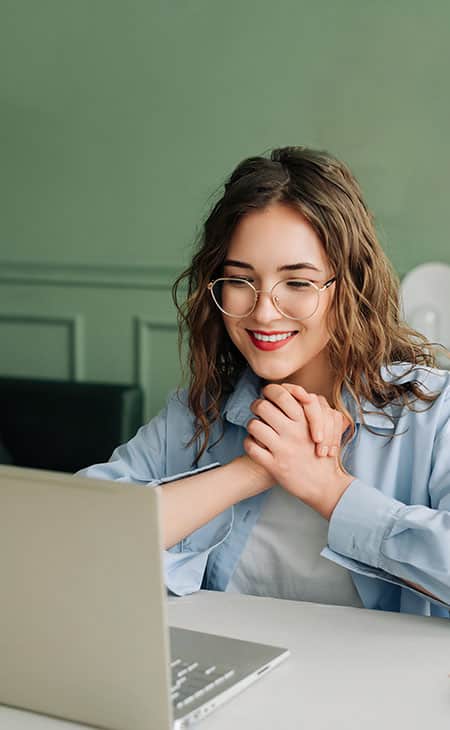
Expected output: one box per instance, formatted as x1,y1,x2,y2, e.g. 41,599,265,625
207,276,337,321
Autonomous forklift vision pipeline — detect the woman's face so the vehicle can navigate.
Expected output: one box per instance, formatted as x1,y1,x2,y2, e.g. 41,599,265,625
220,202,336,395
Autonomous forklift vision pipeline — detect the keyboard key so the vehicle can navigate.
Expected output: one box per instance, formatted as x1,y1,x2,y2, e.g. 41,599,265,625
170,656,237,711
183,675,208,688
173,676,187,687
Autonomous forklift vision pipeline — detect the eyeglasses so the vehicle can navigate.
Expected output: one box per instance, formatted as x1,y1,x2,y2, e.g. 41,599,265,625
208,276,336,321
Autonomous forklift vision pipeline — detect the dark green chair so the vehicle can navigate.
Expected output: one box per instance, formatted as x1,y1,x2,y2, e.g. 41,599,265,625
0,377,143,473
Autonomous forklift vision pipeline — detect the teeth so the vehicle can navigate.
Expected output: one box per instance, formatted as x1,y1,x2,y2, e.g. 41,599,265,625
252,332,295,342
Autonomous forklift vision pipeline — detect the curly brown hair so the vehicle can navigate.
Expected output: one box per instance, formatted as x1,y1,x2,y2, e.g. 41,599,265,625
172,146,445,465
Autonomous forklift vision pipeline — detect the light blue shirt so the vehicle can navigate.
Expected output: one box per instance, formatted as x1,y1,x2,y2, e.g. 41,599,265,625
77,363,450,619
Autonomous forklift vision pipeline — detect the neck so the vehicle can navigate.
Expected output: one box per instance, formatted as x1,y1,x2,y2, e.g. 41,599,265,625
266,351,335,402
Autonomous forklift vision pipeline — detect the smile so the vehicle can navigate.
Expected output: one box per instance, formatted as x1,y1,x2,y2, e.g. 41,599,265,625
246,330,298,350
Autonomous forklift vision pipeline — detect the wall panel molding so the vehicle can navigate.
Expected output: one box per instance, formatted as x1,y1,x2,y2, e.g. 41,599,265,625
134,316,178,420
0,260,181,290
0,312,85,380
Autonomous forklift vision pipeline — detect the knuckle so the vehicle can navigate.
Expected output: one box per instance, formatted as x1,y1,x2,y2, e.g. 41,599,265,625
277,391,291,408
262,384,276,397
317,395,330,409
247,417,258,432
311,393,323,408
252,398,264,414
258,403,270,419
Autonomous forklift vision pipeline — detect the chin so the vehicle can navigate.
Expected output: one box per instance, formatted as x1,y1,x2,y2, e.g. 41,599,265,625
249,358,302,383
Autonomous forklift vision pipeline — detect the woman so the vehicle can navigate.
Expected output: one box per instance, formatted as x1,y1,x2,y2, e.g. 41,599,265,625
78,146,450,618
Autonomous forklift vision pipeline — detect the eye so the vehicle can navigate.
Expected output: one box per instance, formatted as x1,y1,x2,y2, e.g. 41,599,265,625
286,279,314,289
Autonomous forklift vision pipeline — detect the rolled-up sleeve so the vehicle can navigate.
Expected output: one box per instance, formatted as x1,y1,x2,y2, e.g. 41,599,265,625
323,416,450,609
164,505,235,596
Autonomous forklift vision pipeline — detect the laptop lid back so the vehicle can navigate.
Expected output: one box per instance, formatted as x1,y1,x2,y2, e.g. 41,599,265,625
0,465,172,730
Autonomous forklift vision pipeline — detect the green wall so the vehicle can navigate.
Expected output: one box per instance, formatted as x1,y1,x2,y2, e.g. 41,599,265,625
1,0,450,416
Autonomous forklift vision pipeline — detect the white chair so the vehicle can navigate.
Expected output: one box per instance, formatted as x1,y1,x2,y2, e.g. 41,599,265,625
400,262,450,369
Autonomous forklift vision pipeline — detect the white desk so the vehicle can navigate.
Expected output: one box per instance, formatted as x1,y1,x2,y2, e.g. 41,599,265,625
1,590,449,729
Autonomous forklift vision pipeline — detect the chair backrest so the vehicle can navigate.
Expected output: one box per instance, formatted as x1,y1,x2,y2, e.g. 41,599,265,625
0,377,143,473
400,262,450,347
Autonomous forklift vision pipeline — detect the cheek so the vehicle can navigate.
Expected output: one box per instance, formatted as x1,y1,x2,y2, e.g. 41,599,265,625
316,299,333,334
301,305,332,346
222,317,240,347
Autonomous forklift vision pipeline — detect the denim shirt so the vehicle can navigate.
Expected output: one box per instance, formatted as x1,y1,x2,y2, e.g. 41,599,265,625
77,363,450,619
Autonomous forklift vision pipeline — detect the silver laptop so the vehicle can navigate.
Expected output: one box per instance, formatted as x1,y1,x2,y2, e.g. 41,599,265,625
0,465,289,729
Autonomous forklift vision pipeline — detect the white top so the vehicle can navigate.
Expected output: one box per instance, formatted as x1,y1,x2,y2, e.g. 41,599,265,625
226,485,364,607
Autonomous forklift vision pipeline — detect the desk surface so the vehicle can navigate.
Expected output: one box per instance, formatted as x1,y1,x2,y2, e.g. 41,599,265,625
1,590,449,729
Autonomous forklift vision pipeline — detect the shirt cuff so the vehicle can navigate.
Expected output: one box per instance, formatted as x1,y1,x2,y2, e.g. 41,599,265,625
164,500,234,596
157,461,221,485
327,479,403,567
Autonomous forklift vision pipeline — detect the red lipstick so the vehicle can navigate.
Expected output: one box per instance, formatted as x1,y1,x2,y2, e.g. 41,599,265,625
246,329,298,351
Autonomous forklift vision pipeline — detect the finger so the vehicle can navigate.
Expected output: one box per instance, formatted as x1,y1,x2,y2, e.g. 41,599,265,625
281,382,313,404
250,396,297,434
296,393,324,443
314,396,334,456
329,411,344,457
260,383,305,421
247,417,279,452
279,385,325,444
243,435,274,472
321,396,335,451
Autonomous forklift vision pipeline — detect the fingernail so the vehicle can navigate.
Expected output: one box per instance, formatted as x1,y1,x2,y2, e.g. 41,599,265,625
330,446,337,457
319,446,328,457
316,432,323,442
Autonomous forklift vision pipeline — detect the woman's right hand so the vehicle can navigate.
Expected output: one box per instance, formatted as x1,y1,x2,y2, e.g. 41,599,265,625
280,383,351,457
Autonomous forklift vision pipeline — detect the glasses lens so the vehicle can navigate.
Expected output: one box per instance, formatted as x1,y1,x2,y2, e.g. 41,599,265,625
211,278,255,316
272,279,319,320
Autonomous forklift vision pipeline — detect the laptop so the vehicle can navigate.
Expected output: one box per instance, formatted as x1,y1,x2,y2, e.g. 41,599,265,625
0,465,289,729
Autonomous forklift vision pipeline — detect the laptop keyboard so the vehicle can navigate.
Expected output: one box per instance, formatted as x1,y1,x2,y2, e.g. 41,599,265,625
170,657,236,711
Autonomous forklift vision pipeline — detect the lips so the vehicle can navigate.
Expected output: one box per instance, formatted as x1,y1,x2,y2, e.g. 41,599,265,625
246,329,298,351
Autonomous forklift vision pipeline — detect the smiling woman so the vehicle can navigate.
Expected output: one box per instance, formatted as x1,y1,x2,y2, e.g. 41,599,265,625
213,204,338,391
78,146,450,618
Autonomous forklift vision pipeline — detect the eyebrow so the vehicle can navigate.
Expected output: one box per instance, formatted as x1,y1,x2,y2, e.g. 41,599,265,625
223,259,323,273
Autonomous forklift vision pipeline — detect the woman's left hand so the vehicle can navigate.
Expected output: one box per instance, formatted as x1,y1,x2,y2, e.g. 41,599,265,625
244,383,354,520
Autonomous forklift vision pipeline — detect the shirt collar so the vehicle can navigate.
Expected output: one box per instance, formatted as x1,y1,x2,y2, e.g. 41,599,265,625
342,362,434,431
222,364,423,431
222,367,263,428
341,386,396,429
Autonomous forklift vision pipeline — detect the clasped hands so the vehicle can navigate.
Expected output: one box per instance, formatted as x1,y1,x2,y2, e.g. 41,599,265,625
244,383,355,521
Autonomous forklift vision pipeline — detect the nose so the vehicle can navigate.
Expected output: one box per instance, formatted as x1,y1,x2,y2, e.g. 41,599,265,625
251,290,283,324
